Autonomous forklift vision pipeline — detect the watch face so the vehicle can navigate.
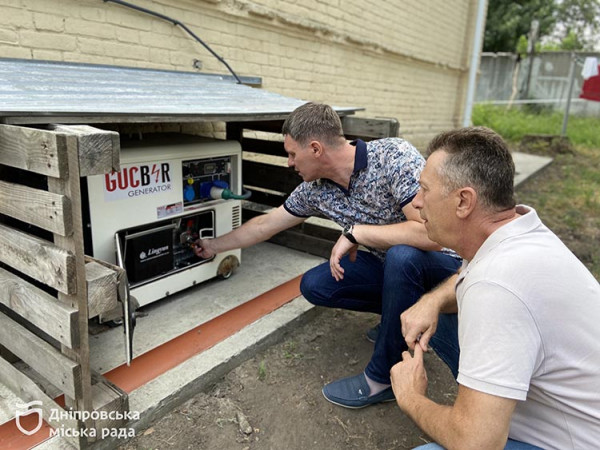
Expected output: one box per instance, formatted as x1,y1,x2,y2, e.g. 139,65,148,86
342,225,357,244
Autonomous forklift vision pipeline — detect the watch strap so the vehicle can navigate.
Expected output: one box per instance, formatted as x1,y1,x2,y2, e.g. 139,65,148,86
343,225,358,244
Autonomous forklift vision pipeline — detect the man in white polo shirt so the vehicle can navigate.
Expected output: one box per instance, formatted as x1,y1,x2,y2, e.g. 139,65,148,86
391,126,600,449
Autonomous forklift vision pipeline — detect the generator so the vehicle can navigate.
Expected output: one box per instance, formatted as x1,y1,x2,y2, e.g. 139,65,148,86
84,134,245,308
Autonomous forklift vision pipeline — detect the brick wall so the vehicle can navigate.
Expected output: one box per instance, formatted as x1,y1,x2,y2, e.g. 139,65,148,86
0,0,482,147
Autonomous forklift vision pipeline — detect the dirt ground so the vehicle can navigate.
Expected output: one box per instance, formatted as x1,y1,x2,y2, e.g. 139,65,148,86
121,308,457,450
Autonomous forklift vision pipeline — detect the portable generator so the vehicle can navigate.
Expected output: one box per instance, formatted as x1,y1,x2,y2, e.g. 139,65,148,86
84,134,244,308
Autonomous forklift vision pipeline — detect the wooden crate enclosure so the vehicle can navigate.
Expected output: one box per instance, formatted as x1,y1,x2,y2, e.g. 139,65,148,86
0,124,128,447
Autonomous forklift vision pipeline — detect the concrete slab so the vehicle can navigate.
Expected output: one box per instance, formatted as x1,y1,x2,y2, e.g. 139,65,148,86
513,151,553,187
90,242,324,373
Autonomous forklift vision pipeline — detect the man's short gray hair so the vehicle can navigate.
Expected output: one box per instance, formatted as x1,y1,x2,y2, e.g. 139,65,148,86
427,126,516,211
282,102,345,147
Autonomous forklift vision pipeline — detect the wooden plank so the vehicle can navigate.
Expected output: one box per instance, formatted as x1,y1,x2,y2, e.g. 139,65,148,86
0,180,72,236
86,261,118,319
241,138,286,157
0,267,78,348
233,120,284,134
243,207,338,258
49,125,120,176
0,345,19,363
342,116,399,140
243,207,273,223
268,229,334,259
84,256,127,302
84,256,129,324
242,160,302,194
0,356,83,448
242,189,286,208
0,223,76,295
243,208,341,242
91,372,129,434
47,131,93,415
299,222,341,242
0,124,66,178
0,311,81,399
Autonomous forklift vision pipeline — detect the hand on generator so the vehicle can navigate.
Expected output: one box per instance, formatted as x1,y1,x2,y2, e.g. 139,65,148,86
193,238,217,259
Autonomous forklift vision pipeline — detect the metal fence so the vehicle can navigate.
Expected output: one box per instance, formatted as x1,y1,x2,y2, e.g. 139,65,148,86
476,51,600,117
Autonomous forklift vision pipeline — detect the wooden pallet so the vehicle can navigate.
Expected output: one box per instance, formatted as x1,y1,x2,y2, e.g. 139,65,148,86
0,124,127,447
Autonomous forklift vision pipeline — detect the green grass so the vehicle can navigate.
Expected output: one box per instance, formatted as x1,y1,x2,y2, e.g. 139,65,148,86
258,360,267,381
282,341,303,360
473,104,600,279
472,103,600,148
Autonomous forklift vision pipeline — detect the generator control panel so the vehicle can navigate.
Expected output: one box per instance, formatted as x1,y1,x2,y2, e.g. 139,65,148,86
182,156,232,207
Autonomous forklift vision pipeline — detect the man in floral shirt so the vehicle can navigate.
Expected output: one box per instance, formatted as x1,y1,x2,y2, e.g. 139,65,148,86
195,102,460,408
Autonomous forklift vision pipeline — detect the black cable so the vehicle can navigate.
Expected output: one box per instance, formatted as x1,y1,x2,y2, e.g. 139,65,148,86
103,0,242,84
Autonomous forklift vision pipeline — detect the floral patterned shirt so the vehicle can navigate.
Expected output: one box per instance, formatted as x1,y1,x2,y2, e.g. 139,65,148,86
284,138,424,260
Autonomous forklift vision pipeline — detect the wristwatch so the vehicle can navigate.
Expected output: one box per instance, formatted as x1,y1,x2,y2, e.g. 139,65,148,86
342,224,358,244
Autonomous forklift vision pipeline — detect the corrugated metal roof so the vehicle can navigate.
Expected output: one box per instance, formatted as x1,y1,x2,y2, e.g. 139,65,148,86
0,59,359,124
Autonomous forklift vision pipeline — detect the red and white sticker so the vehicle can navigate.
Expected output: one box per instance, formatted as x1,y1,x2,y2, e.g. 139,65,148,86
103,162,173,201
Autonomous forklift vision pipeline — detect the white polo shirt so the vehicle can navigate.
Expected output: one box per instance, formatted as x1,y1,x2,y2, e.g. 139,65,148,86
456,205,600,449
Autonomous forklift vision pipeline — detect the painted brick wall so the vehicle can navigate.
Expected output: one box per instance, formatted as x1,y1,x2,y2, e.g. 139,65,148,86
0,0,482,147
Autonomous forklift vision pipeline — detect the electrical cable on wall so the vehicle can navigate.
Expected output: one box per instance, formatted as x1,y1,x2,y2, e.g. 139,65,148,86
103,0,242,84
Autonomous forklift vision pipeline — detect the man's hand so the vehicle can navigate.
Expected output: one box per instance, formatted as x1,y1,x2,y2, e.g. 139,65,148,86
330,234,358,281
392,347,517,449
401,294,441,351
193,239,217,259
390,345,428,409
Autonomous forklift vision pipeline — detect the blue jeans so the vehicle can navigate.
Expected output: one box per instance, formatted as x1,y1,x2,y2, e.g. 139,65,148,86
429,313,461,379
300,245,461,384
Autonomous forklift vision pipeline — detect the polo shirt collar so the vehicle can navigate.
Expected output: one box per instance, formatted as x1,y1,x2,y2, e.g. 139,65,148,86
351,139,368,173
457,205,540,284
320,139,367,191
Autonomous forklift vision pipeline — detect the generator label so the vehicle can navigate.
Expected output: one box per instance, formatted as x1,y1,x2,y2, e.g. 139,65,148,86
157,202,183,219
104,162,172,201
139,245,170,263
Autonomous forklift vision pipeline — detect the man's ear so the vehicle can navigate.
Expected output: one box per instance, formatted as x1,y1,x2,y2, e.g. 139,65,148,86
456,187,477,219
309,140,323,157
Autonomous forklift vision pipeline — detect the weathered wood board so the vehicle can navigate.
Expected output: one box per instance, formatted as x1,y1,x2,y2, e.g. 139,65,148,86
0,312,81,399
0,267,78,348
86,261,118,319
0,180,72,236
0,223,76,295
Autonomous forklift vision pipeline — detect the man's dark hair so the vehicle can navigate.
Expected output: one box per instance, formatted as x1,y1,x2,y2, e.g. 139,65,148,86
282,102,345,147
427,126,516,211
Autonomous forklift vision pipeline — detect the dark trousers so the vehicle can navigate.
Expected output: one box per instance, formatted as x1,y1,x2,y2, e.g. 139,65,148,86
300,245,461,384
